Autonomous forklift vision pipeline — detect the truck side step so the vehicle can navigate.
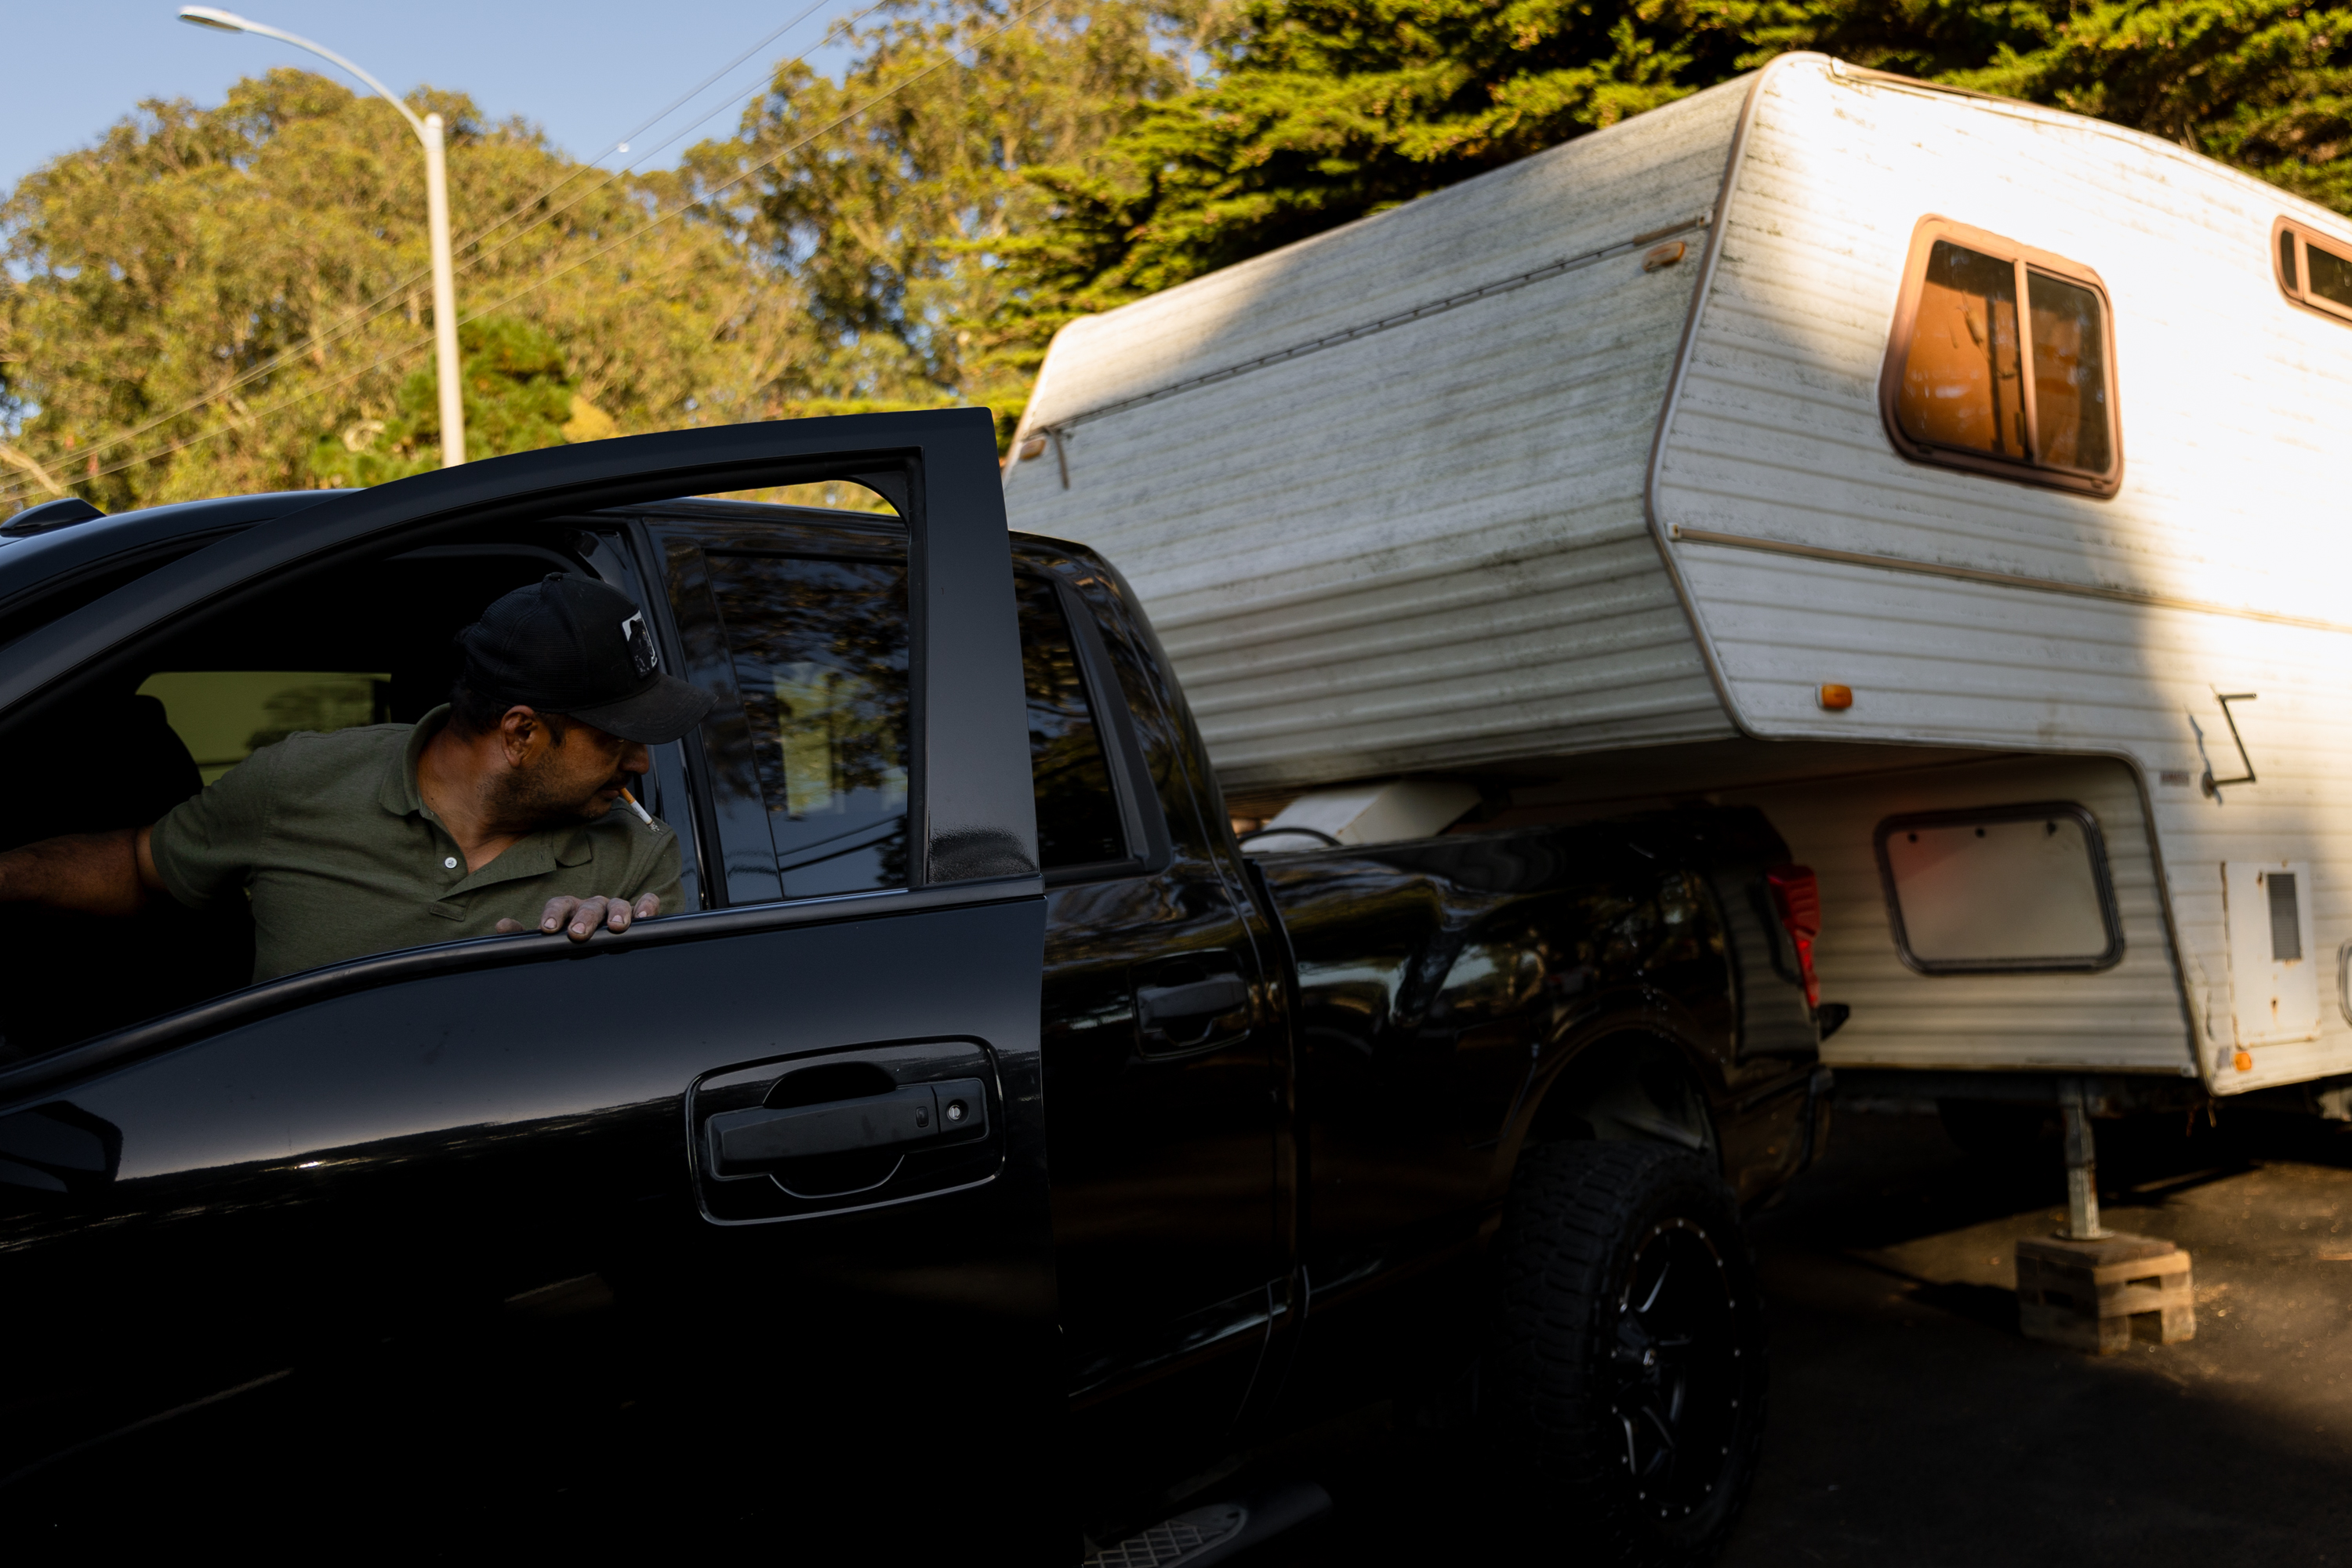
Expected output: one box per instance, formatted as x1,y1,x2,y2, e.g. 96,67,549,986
1082,1482,1330,1568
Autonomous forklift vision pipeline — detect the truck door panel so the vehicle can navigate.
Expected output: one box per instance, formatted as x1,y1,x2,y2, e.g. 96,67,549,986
0,414,1059,1548
0,899,1047,1534
1018,550,1282,1494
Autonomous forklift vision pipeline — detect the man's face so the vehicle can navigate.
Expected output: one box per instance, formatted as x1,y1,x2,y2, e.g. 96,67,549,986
496,713,652,826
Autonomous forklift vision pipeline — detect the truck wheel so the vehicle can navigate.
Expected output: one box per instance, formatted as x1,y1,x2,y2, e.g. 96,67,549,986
1491,1140,1766,1565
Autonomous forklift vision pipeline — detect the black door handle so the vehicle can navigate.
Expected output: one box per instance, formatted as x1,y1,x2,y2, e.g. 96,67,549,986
1137,975,1250,1029
705,1077,988,1175
1132,952,1252,1054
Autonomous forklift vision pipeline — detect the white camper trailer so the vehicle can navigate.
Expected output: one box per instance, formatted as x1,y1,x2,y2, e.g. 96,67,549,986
1000,52,2352,1112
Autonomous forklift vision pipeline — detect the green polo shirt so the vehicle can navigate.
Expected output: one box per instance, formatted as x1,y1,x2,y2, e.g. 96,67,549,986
149,705,684,982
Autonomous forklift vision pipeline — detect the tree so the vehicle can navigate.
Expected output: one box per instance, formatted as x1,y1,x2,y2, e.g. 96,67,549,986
0,69,803,515
686,0,1210,445
1806,0,2352,215
0,3,1212,516
307,315,579,488
1011,0,2352,311
1006,0,1755,314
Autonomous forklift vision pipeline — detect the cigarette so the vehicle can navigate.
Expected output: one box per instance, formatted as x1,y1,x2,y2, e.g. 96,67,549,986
619,787,655,826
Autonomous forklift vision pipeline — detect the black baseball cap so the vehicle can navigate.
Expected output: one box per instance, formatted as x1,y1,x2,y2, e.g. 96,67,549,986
459,574,714,744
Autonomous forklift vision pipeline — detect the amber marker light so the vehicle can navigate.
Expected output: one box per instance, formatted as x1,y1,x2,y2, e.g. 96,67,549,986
1817,684,1853,711
2234,1050,2254,1073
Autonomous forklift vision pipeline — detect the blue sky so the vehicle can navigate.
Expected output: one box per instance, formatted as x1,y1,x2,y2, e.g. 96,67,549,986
2,0,876,194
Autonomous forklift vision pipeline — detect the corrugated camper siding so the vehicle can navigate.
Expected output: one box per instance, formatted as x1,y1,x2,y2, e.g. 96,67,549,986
1652,57,2352,1091
1004,79,1751,792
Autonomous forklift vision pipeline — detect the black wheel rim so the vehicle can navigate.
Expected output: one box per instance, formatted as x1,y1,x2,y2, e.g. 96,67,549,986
1607,1215,1742,1521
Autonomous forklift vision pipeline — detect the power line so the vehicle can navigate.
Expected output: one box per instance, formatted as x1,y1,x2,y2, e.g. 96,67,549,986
597,0,847,168
419,2,893,305
2,0,877,489
2,0,1062,509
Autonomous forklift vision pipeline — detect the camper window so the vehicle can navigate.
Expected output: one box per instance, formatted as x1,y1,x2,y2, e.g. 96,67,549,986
2274,217,2352,324
1880,219,2121,497
1874,804,2125,975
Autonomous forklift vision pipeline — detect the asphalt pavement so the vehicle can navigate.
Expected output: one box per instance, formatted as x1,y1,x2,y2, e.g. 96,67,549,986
1240,1103,2352,1566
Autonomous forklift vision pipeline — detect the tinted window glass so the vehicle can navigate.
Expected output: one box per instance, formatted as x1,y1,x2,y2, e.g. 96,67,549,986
2027,272,2111,473
1897,240,2024,458
1885,221,2119,492
1016,574,1124,870
2309,238,2352,313
706,552,909,897
139,670,391,784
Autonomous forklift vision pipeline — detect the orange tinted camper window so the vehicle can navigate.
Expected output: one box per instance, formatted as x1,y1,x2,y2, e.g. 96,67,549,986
1880,218,2121,497
1896,241,2024,458
2027,273,2111,474
2277,220,2352,322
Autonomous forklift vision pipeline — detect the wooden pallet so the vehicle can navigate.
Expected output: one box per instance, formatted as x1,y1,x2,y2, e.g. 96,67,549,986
2016,1232,2194,1355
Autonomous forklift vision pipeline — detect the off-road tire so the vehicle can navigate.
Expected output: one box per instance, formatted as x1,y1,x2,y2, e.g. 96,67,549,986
1490,1140,1767,1566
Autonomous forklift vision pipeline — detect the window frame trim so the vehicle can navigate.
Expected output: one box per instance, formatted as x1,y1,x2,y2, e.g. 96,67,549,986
1872,800,2125,975
1877,215,2125,499
1025,561,1172,887
0,879,1042,1106
2272,214,2352,327
648,512,918,909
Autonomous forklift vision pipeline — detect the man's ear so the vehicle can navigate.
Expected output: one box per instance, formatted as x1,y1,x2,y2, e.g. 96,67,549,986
497,706,543,764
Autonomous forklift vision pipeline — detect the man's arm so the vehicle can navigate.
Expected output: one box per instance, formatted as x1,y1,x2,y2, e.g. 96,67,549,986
0,826,168,917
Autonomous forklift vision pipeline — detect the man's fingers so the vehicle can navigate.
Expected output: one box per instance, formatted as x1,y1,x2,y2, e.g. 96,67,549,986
528,894,651,940
495,917,524,935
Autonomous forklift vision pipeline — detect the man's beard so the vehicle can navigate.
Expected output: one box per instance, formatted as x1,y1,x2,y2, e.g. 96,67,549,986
490,754,620,828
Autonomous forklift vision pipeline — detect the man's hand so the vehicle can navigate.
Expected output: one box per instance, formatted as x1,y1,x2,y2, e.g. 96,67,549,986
497,892,659,941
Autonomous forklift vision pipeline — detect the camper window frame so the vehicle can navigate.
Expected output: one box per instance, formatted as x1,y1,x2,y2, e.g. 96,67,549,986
2272,216,2352,326
1873,800,2126,976
1878,217,2124,499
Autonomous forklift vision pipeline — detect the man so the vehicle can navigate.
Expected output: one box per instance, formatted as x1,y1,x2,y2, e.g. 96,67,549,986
0,573,714,983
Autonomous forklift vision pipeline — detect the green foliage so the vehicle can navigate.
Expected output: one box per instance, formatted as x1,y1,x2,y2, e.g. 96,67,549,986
1006,0,1751,314
1783,0,2352,214
307,316,578,487
683,0,1208,438
1,69,795,512
1011,0,2352,310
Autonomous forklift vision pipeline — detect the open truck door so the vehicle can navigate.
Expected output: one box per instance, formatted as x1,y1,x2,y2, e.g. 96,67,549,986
0,412,1062,1552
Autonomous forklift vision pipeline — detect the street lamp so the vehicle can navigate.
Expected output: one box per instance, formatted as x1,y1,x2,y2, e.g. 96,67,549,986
178,6,466,467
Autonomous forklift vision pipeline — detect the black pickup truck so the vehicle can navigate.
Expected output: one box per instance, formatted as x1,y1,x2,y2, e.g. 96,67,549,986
0,411,1830,1561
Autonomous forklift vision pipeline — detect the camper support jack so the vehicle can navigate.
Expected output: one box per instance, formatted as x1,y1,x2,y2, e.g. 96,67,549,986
2022,1078,2198,1353
2057,1078,2111,1241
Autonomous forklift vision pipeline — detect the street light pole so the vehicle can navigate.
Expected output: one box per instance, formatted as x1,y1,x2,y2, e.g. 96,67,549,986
179,6,466,468
418,115,463,468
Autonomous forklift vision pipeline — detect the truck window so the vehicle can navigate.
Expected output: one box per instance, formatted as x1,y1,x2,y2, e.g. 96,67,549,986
705,550,911,898
1015,573,1124,871
2274,217,2352,324
137,671,392,783
1880,217,2121,496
